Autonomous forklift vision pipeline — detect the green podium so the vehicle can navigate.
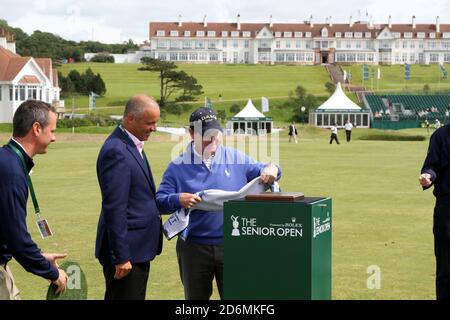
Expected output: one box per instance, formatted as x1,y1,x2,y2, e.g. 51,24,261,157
223,196,332,300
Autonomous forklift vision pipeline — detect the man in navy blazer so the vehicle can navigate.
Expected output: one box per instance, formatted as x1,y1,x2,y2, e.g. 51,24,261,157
95,95,162,300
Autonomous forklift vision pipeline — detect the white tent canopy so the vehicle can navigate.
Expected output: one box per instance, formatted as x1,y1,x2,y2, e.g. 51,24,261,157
234,99,267,118
317,82,361,110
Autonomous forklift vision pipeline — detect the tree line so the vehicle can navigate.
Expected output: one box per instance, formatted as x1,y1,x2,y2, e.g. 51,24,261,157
59,68,106,96
0,20,138,62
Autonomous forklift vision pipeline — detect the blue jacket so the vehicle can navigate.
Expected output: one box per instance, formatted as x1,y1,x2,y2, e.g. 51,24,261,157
95,127,162,265
156,142,282,245
0,140,59,281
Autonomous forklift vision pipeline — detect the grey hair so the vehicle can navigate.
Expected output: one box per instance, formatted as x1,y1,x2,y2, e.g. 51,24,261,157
123,96,148,118
13,100,56,138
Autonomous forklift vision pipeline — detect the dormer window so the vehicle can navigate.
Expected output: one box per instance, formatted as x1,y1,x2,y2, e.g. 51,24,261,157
305,32,312,38
365,32,371,38
170,30,179,37
275,32,282,37
196,31,205,37
184,31,191,37
157,30,165,37
243,31,251,37
345,32,352,38
231,31,239,37
221,31,228,37
207,31,216,37
284,32,292,38
430,32,436,38
294,32,303,38
335,32,342,38
417,32,425,39
321,29,328,37
354,32,362,38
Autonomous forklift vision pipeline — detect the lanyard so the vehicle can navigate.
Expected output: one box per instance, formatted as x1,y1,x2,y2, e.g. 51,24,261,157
6,143,41,217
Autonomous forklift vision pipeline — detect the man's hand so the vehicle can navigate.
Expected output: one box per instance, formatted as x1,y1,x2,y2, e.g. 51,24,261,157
260,164,278,184
53,268,68,295
43,253,67,268
419,173,432,187
179,193,202,209
114,261,132,279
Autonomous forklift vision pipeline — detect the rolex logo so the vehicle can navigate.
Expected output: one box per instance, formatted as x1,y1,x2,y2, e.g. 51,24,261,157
291,217,296,223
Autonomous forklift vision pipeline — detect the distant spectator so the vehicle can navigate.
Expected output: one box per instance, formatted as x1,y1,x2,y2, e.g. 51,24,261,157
435,119,441,130
329,123,339,145
344,119,353,143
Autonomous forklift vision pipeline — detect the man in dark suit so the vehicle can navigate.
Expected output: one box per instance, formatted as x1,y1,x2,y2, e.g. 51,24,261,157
0,100,68,300
95,95,162,300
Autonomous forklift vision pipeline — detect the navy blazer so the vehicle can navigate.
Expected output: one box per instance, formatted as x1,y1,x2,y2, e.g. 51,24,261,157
0,140,59,281
95,127,162,265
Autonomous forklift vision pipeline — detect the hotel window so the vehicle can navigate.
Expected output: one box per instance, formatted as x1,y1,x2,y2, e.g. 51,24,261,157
233,39,238,48
183,40,192,49
305,32,311,38
190,52,198,61
305,53,313,61
347,53,356,62
286,53,295,61
244,40,249,48
170,31,179,37
284,32,292,38
208,40,216,49
222,31,228,37
430,33,436,39
335,32,342,38
28,86,37,99
286,41,291,49
231,31,239,37
419,42,424,49
356,41,361,49
336,40,341,49
430,53,439,63
157,40,168,49
346,41,351,49
222,39,227,48
244,52,249,63
9,85,13,101
410,54,415,62
357,53,365,61
156,30,165,37
402,53,407,62
444,54,450,62
296,53,305,61
158,53,167,61
209,53,219,61
322,29,328,37
444,33,450,39
410,41,415,49
294,32,303,38
305,41,312,49
365,32,371,38
179,53,188,61
0,86,2,101
243,31,251,37
443,42,450,50
417,32,425,39
184,31,191,37
367,54,374,62
403,41,408,49
336,53,345,62
208,31,216,37
170,52,178,61
19,85,26,101
404,32,412,38
199,53,207,60
222,52,227,63
354,32,362,38
233,52,238,63
296,40,301,48
345,32,352,38
276,41,280,48
170,40,180,49
395,53,400,62
275,32,281,37
393,32,400,38
196,41,204,49
196,31,205,37
276,53,284,62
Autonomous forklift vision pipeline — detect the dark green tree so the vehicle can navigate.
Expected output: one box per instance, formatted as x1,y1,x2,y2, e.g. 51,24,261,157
325,82,336,94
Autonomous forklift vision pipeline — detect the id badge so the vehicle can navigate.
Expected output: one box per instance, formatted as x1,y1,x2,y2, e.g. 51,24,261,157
36,218,53,238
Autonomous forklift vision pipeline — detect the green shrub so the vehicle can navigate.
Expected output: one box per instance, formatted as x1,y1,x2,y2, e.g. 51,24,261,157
358,133,426,141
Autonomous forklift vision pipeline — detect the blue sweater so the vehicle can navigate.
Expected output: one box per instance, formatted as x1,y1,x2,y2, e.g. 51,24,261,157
0,140,59,281
156,143,281,245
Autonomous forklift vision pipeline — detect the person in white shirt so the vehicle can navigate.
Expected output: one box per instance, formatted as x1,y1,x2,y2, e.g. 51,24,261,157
344,119,354,142
435,119,441,130
330,123,339,145
288,122,298,143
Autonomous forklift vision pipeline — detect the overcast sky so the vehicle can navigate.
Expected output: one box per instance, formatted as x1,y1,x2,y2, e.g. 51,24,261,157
1,0,449,43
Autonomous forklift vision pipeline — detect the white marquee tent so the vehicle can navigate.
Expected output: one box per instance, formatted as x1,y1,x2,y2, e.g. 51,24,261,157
309,82,370,128
227,99,273,135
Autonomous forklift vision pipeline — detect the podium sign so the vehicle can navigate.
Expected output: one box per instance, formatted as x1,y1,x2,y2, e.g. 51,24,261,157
224,197,332,300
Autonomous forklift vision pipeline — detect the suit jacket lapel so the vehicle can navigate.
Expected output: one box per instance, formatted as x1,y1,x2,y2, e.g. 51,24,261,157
115,127,154,191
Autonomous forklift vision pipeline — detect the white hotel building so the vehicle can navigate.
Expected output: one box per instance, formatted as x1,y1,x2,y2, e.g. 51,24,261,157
0,30,63,123
148,15,450,65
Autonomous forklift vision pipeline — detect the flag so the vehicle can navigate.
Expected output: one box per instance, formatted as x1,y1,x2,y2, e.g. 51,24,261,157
404,63,410,80
261,97,269,112
377,67,381,80
205,96,212,109
363,64,369,81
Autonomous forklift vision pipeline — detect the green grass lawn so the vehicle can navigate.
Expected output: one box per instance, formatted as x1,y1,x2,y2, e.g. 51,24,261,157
344,64,450,92
59,63,331,109
0,126,437,300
